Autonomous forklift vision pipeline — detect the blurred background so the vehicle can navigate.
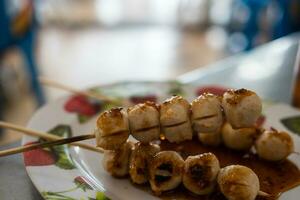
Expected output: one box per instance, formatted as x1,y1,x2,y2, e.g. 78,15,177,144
1,0,300,144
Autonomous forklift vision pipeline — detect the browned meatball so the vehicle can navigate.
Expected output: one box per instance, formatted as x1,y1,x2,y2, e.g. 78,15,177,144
222,89,262,128
102,141,134,177
128,102,160,143
183,153,220,195
255,130,294,161
218,165,260,200
221,123,258,151
149,151,184,195
96,108,129,150
160,96,193,143
129,142,160,184
191,93,223,133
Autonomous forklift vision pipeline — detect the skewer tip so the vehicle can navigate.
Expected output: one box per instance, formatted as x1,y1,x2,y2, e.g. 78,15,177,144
258,190,271,197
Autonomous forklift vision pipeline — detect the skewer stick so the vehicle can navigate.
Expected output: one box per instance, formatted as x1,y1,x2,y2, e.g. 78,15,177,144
258,191,271,198
0,121,104,153
0,134,95,157
39,77,116,103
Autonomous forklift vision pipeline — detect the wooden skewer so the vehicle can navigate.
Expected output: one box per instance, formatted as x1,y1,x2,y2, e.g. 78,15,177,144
0,121,104,153
0,134,95,157
39,77,117,103
258,190,274,199
258,191,270,197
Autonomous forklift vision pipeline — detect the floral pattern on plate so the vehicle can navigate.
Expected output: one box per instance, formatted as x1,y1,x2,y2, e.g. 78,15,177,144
41,176,110,200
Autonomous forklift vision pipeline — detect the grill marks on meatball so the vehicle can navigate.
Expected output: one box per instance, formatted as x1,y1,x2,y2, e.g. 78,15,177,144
134,125,160,132
193,114,218,121
163,121,188,128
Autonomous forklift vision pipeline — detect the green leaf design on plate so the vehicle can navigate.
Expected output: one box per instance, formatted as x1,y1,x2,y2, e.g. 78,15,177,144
42,191,77,200
95,192,111,200
88,192,110,200
78,114,91,124
281,116,300,135
41,176,95,200
47,125,76,169
168,81,185,96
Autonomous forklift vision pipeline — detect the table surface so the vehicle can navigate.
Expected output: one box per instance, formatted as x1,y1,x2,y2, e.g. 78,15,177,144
0,142,43,200
1,33,300,200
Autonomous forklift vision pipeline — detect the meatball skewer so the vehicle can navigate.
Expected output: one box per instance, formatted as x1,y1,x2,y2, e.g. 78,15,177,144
129,142,160,184
149,151,184,195
160,96,193,143
95,89,293,164
102,141,134,177
255,129,294,161
191,93,223,133
222,89,262,128
96,108,130,150
127,102,160,143
217,165,270,200
221,122,258,151
183,153,220,195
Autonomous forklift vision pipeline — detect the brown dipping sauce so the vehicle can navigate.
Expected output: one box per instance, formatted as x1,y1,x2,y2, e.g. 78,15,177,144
137,139,300,200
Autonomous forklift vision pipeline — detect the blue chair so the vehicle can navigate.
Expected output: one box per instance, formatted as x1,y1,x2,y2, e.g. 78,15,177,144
0,0,45,106
230,0,300,51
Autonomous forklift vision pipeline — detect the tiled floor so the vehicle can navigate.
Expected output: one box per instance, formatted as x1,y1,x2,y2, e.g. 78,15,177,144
1,26,223,145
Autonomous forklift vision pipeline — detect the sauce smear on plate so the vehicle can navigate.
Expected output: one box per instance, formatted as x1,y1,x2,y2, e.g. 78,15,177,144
145,139,300,200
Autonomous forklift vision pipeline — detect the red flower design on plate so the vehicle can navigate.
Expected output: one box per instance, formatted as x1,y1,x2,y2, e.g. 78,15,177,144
64,95,102,123
130,95,157,104
196,85,229,96
64,95,100,116
23,142,56,166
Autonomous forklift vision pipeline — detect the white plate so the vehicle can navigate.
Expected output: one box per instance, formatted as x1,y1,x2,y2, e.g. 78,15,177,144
22,81,300,200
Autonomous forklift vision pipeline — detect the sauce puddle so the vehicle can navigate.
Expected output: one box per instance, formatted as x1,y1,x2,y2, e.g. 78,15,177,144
138,139,300,200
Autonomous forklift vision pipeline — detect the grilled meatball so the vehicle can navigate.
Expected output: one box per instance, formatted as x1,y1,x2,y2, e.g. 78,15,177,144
149,151,184,195
255,130,294,161
191,93,223,133
129,142,160,184
128,102,160,143
102,141,133,177
160,96,193,143
217,165,260,200
183,153,220,195
221,123,258,151
222,89,262,128
96,108,130,150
